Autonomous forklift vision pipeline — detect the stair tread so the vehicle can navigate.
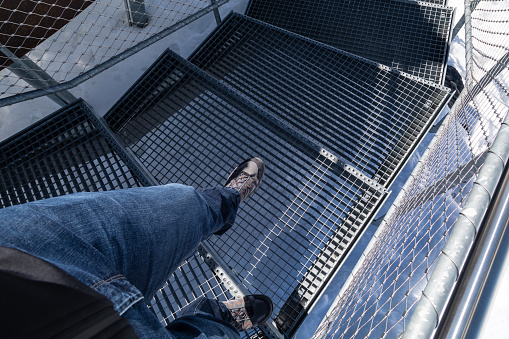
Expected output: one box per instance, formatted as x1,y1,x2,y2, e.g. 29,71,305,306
0,100,145,208
104,49,387,336
246,0,454,83
189,13,450,186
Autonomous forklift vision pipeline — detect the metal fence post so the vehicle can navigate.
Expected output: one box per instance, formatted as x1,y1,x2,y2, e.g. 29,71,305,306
451,0,480,39
123,0,150,28
0,44,77,106
465,0,473,83
211,0,222,25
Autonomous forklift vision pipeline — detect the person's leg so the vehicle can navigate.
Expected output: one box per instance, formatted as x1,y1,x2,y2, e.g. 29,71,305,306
0,184,240,307
166,294,273,336
122,300,240,339
0,156,268,338
167,298,239,339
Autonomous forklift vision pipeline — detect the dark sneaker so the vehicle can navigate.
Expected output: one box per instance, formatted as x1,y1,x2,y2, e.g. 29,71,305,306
224,157,265,202
223,294,274,332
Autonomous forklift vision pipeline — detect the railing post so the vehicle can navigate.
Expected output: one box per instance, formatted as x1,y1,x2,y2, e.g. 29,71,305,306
465,0,473,83
211,0,222,25
124,0,150,28
0,44,77,107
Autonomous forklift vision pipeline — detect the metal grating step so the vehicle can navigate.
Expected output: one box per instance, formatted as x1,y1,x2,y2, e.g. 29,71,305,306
245,0,454,84
0,100,149,208
104,49,387,337
416,0,448,5
189,13,451,187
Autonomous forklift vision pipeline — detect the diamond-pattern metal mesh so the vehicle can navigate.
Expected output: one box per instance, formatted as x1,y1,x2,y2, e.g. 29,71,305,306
4,0,507,338
104,49,387,336
312,1,509,337
190,13,450,187
0,100,146,208
0,0,223,100
246,0,453,84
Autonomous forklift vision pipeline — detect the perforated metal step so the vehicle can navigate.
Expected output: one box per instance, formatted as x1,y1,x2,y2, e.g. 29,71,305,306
245,0,454,84
104,49,388,337
0,100,149,208
189,13,451,187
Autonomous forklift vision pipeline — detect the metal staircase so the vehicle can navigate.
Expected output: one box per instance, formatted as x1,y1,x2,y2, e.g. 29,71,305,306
245,0,454,84
0,0,454,337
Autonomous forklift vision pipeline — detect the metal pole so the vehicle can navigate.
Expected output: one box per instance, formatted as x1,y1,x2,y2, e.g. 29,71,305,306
434,142,509,339
465,0,473,83
402,108,509,339
123,0,150,28
0,44,77,106
210,0,222,25
451,0,480,39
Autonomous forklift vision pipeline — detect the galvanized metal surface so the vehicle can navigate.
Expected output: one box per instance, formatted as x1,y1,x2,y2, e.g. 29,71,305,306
312,1,509,337
312,86,459,339
402,115,509,339
435,128,509,339
189,13,451,187
0,0,231,108
465,0,473,84
102,48,397,337
246,0,454,83
1,1,507,338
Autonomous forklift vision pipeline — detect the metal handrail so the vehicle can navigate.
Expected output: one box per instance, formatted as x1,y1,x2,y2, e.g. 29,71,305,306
402,110,509,339
434,130,509,338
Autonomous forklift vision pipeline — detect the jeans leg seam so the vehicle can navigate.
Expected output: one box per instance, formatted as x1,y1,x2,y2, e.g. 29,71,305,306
91,274,126,290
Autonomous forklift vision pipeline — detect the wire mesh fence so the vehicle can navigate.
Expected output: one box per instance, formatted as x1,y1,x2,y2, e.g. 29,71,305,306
312,1,509,337
0,0,233,104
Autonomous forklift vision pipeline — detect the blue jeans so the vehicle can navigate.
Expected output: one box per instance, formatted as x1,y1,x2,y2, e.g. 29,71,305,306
0,184,241,338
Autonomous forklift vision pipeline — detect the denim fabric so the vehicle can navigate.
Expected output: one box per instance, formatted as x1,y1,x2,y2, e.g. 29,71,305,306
0,184,240,338
123,299,239,339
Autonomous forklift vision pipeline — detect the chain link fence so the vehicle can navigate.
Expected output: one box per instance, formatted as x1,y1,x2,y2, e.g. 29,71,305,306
0,0,239,107
312,0,509,337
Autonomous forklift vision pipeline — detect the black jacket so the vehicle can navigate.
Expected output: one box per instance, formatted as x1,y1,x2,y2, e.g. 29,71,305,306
0,246,138,338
